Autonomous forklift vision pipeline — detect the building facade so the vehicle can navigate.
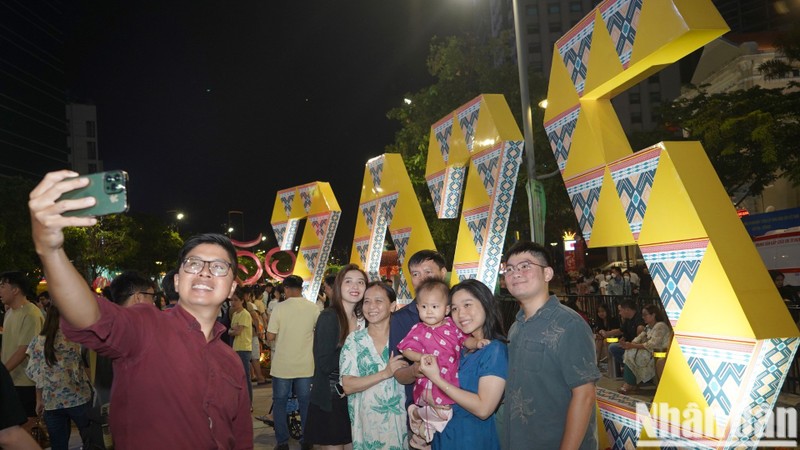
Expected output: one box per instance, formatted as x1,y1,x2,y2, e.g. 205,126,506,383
0,0,68,178
66,103,103,175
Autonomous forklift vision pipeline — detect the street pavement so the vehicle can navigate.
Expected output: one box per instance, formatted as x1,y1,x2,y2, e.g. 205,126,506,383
64,381,299,449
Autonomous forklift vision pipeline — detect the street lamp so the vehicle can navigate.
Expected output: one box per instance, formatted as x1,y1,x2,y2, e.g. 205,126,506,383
228,210,244,241
509,1,559,245
510,0,543,245
166,210,185,234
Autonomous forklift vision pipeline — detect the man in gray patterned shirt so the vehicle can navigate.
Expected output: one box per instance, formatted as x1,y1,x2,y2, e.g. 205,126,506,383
499,241,600,450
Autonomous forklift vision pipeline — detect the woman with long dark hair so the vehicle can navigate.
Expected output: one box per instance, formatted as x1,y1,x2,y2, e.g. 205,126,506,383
617,304,672,394
25,305,92,450
594,303,619,363
304,264,367,449
418,279,509,449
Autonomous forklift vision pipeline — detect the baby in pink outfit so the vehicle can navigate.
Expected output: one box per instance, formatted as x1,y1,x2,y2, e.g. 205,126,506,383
398,279,488,449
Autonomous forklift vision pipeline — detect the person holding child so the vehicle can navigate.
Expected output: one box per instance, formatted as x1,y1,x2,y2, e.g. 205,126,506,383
397,279,489,448
417,279,508,449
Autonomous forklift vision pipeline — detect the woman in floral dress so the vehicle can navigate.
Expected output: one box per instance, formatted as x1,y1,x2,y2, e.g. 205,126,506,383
341,282,409,450
26,304,92,450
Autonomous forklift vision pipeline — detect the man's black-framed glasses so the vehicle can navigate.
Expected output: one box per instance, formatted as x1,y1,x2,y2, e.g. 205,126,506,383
133,291,163,301
181,257,232,277
500,260,548,275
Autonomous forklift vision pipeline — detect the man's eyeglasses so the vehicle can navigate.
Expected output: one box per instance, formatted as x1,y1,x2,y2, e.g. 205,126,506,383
181,257,232,277
500,260,548,275
134,291,163,301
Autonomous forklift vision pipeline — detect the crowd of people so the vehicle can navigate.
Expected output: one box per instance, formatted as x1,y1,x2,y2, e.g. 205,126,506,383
2,169,696,450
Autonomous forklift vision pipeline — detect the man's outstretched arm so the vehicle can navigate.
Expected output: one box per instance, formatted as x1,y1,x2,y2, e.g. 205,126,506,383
29,170,101,329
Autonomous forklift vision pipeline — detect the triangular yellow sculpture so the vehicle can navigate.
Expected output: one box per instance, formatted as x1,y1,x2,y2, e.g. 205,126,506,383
584,168,634,247
561,109,607,179
543,46,580,124
650,340,722,440
677,243,756,337
582,9,625,100
637,146,706,246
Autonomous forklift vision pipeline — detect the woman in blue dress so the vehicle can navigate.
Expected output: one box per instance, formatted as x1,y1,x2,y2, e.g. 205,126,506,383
418,279,508,450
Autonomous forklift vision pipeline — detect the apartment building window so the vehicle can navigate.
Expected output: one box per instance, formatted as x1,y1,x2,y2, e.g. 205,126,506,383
549,22,562,33
528,43,542,54
86,121,96,138
649,91,661,104
570,1,583,12
629,92,641,104
548,3,561,14
527,23,540,34
526,4,538,16
648,74,660,84
87,141,97,159
631,112,643,124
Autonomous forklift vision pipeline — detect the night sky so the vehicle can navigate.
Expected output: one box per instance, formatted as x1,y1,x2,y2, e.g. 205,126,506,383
63,0,479,251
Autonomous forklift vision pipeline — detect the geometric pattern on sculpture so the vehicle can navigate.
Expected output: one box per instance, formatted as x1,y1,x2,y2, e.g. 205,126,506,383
426,172,445,217
565,167,604,242
361,199,378,232
365,194,398,282
610,147,660,239
425,94,523,291
464,206,489,255
544,106,580,173
279,190,295,218
433,117,453,164
390,228,413,304
646,259,702,325
686,356,748,424
474,149,501,197
309,215,329,242
602,417,640,450
727,338,800,448
479,141,523,288
456,97,481,152
368,158,384,191
601,0,642,67
443,166,466,219
299,184,315,214
454,262,479,283
354,237,369,269
271,182,340,299
300,246,320,276
557,15,594,95
539,0,800,446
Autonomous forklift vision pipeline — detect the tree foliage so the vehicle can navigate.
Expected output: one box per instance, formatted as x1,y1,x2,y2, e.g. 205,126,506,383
661,86,800,205
385,33,576,261
0,177,39,277
758,22,800,86
0,176,182,284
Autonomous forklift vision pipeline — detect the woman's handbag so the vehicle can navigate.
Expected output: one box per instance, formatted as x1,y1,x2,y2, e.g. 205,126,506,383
27,415,50,449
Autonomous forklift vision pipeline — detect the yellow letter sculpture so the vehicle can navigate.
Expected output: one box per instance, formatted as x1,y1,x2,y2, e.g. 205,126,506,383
544,0,800,447
426,94,523,287
350,154,437,305
271,182,340,301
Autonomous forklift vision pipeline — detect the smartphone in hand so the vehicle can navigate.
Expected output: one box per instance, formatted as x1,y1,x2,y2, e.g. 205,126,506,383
58,170,129,217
